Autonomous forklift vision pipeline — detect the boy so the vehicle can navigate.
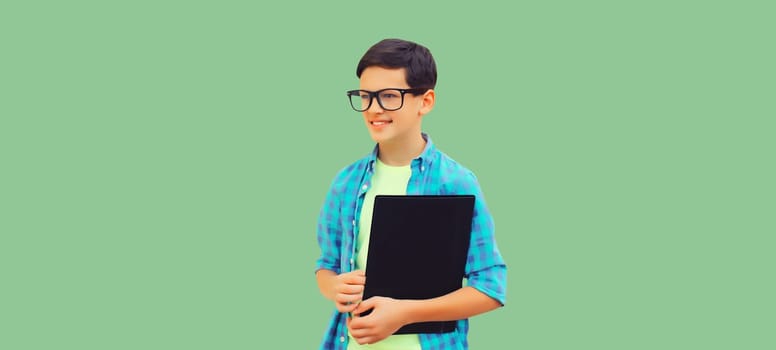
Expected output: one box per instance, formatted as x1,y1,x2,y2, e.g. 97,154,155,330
315,38,506,350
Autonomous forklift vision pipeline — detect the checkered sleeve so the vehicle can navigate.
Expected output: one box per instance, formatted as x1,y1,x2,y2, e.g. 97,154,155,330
315,175,343,274
457,171,507,306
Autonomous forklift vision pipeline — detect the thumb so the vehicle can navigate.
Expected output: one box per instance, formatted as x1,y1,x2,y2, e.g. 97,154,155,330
353,297,375,315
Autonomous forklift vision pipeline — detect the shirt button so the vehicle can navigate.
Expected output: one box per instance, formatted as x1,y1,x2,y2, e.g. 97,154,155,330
421,165,425,172
350,258,354,265
361,184,368,190
340,336,345,343
352,220,356,226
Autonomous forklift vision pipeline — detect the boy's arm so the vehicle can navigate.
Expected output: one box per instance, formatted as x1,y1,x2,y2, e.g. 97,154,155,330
348,285,500,344
405,285,501,320
348,282,503,346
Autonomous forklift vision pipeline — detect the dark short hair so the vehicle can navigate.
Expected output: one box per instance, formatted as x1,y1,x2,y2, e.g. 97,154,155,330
356,38,437,92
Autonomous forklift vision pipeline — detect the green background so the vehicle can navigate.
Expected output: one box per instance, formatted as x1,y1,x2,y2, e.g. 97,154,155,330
1,1,773,349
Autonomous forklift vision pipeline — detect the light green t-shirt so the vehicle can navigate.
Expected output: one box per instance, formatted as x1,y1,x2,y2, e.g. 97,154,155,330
348,158,421,350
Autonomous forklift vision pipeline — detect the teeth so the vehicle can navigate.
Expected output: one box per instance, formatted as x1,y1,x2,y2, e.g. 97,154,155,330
372,121,390,125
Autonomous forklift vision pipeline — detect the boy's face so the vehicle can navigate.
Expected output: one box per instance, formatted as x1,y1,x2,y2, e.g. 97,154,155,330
358,66,434,145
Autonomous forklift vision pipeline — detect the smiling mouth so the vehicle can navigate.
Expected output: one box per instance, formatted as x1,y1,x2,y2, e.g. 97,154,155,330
370,120,392,126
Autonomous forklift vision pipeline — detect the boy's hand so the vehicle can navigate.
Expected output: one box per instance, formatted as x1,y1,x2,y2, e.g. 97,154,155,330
347,297,410,345
332,270,366,313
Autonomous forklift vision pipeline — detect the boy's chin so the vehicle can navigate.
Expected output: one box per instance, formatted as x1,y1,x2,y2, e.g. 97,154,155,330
367,131,389,143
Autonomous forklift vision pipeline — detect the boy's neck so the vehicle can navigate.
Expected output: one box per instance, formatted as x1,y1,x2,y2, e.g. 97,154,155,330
377,133,426,167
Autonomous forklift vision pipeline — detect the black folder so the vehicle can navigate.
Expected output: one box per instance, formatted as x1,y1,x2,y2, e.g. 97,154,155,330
361,195,475,334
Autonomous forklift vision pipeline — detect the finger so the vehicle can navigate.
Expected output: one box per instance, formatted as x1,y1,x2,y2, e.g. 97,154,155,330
347,317,370,335
335,293,362,305
348,323,370,336
336,283,364,295
345,275,366,286
344,271,366,285
335,291,361,302
355,336,377,345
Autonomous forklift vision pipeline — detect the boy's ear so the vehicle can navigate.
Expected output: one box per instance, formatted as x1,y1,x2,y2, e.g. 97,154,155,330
419,89,435,116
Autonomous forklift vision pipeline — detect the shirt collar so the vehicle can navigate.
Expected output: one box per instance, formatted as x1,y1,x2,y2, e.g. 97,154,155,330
366,133,435,173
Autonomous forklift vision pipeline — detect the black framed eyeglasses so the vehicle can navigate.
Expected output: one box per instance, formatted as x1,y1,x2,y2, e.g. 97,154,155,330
346,88,428,112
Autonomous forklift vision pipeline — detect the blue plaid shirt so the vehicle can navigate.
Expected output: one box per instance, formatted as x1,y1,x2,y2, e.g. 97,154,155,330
315,134,507,350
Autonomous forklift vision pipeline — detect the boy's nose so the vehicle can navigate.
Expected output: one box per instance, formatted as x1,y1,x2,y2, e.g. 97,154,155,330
367,97,384,113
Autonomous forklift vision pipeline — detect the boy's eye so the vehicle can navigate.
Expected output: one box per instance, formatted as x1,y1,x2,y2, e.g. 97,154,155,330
380,93,398,99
